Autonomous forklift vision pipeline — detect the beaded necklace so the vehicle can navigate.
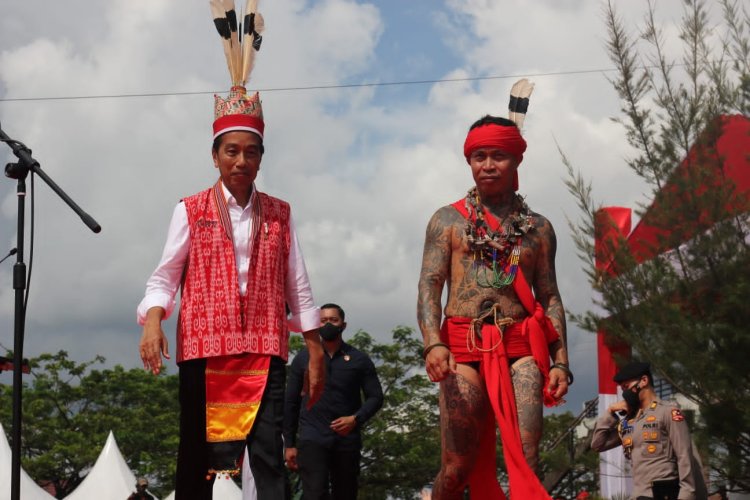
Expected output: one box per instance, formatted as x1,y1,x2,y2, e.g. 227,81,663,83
463,187,534,288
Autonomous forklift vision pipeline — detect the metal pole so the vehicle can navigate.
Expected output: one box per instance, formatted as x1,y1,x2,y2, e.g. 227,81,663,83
10,176,26,500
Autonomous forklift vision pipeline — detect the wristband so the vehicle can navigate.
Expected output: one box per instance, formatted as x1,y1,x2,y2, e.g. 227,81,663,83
422,342,450,360
550,363,574,385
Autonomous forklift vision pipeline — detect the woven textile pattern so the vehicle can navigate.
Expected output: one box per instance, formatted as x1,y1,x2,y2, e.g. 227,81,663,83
178,187,291,362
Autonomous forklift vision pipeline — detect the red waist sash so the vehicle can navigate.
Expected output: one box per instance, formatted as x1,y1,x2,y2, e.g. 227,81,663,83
442,315,553,499
441,321,531,363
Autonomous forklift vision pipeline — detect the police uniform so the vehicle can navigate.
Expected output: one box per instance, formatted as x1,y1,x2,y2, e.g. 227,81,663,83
592,397,705,499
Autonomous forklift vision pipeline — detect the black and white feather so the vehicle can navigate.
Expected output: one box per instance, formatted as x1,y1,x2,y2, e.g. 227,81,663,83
508,78,534,131
210,0,265,86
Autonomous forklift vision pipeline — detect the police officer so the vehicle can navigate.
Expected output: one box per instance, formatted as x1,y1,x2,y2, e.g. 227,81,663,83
591,361,707,500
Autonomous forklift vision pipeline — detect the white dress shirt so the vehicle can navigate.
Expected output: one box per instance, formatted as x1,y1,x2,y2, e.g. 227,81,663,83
137,183,319,333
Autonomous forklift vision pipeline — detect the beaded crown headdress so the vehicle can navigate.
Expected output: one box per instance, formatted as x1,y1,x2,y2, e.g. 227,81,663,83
210,0,266,139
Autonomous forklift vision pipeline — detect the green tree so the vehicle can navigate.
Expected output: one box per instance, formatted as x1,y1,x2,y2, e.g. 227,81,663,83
541,407,600,499
352,326,440,500
0,351,179,498
564,0,750,492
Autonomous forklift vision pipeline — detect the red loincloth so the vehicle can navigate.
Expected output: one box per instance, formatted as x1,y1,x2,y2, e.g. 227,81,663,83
442,321,531,363
442,304,557,499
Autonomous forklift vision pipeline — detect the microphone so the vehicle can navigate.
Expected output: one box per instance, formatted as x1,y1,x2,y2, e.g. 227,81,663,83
0,247,18,264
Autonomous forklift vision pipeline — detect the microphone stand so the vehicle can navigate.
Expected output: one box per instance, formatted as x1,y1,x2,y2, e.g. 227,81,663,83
1,122,101,500
0,248,18,264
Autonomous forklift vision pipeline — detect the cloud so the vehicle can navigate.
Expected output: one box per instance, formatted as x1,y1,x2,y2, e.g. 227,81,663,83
1,0,691,416
0,0,382,356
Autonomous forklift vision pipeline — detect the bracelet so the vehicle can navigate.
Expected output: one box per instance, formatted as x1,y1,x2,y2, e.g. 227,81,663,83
550,363,574,385
422,342,450,360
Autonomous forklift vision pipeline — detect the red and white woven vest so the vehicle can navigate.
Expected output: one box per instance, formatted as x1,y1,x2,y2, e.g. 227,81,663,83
177,184,291,362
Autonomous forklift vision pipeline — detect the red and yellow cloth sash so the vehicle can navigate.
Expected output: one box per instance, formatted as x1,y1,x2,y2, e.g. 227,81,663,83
205,353,270,475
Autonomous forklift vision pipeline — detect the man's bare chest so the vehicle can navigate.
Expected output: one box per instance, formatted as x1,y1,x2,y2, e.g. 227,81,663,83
446,235,537,319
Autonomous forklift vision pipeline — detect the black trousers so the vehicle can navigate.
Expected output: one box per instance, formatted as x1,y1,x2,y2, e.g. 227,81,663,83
297,440,360,500
176,356,289,500
636,478,680,500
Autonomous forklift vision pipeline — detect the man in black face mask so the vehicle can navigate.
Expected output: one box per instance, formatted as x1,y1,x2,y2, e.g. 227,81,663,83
591,361,706,500
283,303,384,499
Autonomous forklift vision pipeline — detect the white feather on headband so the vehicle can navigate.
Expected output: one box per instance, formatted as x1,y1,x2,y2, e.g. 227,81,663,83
210,0,265,87
508,78,534,131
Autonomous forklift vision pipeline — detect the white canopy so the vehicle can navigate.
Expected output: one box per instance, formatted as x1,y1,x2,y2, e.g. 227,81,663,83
0,423,55,500
63,431,156,500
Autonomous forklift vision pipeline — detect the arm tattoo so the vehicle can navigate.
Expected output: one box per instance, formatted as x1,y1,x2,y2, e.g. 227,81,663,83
417,207,453,345
532,217,568,352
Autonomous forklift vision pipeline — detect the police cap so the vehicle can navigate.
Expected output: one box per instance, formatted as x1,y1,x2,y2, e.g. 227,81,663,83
613,361,651,383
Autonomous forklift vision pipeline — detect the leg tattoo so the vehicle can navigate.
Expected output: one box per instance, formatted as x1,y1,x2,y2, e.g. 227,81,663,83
511,358,543,475
433,367,490,500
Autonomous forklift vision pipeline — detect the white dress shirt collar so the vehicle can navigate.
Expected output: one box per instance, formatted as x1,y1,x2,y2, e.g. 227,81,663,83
220,180,256,209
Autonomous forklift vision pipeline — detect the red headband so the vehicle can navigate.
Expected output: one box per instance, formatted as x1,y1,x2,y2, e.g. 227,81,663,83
463,123,526,191
463,123,527,162
212,114,265,140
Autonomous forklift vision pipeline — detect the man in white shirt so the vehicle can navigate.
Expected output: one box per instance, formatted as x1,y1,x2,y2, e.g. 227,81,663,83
137,85,324,500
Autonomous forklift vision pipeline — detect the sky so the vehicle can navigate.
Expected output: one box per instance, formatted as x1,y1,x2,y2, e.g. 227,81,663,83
0,0,695,415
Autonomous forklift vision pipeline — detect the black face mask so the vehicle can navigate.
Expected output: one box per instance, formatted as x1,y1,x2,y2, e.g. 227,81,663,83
622,384,642,414
319,323,344,342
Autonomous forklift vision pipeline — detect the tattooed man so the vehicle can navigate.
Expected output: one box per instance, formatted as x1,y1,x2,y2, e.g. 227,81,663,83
417,115,571,499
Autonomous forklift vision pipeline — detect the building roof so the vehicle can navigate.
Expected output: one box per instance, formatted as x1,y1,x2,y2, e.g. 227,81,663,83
627,114,750,261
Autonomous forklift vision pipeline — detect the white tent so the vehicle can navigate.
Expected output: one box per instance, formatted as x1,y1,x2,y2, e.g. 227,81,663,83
0,423,55,500
163,472,242,500
64,431,155,500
